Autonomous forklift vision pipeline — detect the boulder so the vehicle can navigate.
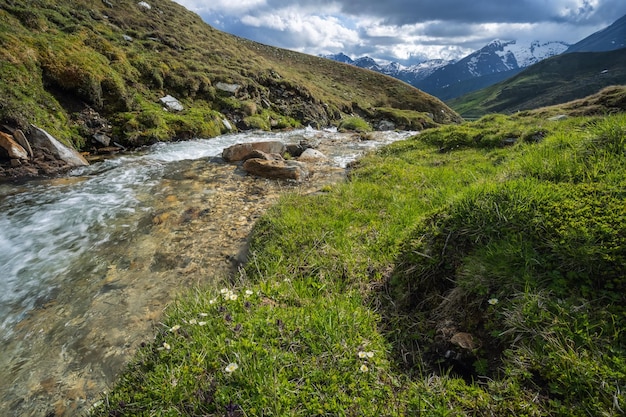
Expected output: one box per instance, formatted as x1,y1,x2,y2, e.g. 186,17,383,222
93,133,111,147
243,158,308,181
222,141,285,162
159,95,184,111
27,125,89,167
298,148,327,162
215,82,240,94
0,131,29,160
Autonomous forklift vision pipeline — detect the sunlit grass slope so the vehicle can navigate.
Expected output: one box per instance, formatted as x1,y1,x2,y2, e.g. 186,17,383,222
91,104,625,415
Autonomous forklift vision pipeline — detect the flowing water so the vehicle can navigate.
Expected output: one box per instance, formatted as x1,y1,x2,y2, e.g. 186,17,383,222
0,128,415,416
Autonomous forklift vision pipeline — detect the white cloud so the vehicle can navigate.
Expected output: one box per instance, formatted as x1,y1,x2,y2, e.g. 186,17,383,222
175,0,266,14
172,0,626,61
241,10,361,52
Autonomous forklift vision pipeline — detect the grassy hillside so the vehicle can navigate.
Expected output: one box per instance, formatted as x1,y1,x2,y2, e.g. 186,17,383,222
449,48,626,117
0,0,459,150
90,90,625,416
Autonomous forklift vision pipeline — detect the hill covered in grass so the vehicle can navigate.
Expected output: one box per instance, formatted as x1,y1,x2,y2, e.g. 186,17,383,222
0,0,459,151
449,48,626,117
90,89,626,416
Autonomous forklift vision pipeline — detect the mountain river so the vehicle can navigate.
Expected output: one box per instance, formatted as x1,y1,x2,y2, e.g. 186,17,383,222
0,127,415,416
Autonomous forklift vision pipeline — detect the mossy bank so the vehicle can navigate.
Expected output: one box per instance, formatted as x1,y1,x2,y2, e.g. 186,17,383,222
90,90,626,416
0,0,459,157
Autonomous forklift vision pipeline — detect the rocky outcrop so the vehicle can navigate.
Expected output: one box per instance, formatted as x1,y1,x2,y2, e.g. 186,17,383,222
0,126,89,179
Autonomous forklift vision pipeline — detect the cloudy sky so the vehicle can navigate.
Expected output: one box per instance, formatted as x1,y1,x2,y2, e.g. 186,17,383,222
173,0,626,64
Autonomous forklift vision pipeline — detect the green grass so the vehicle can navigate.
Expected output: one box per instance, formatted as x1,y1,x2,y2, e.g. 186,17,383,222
90,111,626,416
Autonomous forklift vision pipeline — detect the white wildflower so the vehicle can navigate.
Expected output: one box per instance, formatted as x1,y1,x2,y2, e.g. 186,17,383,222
225,362,239,373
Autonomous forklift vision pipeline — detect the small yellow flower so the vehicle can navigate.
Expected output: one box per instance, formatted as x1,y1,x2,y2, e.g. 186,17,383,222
225,363,239,373
488,298,499,305
163,342,171,350
229,293,238,301
169,325,180,332
360,364,369,372
358,351,368,359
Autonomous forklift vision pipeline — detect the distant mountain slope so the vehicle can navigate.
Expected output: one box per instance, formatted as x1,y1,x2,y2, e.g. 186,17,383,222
566,14,626,53
415,40,570,100
321,53,452,85
448,48,626,117
324,40,569,101
0,0,459,152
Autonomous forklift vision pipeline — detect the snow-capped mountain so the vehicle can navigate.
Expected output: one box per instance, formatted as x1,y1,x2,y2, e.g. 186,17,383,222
321,53,453,84
323,39,569,100
415,39,570,99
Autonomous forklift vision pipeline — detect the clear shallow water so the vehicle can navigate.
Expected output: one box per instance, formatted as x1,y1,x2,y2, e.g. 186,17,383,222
0,128,415,416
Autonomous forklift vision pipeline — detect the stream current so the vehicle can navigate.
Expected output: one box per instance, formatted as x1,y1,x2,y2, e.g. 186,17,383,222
0,127,415,416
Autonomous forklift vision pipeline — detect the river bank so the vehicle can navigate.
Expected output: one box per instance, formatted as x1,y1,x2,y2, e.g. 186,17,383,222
0,128,414,417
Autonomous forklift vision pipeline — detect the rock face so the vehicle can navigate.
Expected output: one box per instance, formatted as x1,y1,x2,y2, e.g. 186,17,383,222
222,141,285,162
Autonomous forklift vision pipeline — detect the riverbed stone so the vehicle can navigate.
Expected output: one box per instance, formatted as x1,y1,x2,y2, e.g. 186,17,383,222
298,148,327,162
243,158,308,181
222,141,285,162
